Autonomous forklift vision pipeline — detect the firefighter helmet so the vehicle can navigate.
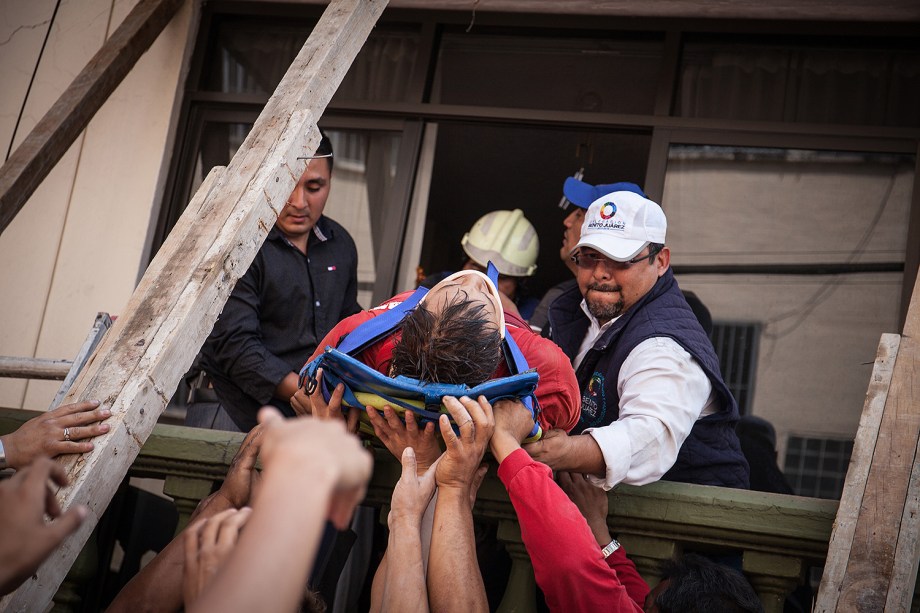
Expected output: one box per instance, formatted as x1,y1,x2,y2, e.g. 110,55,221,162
461,209,539,277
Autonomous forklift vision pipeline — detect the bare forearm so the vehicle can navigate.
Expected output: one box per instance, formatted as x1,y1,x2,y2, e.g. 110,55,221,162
528,432,606,476
427,488,487,613
370,551,388,613
273,372,300,402
108,537,185,613
575,435,606,474
380,521,428,613
189,467,335,613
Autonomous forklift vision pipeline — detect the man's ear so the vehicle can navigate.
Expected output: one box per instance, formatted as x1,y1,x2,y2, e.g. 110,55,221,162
656,247,671,277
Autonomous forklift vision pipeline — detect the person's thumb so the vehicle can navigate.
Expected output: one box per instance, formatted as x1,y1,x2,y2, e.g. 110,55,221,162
400,447,417,479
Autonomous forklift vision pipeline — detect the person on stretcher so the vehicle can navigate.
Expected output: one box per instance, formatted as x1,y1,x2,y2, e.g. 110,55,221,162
291,269,579,468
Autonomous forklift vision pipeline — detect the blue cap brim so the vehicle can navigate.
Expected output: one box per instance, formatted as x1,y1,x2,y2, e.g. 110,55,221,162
563,177,596,209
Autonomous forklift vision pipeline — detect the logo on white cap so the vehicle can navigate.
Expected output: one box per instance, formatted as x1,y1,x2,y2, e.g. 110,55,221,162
574,191,667,262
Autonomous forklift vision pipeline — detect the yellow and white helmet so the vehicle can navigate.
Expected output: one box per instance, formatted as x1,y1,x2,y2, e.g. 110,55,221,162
461,209,539,277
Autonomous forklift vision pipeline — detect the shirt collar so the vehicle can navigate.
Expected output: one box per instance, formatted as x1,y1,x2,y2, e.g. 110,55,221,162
312,219,329,242
268,216,330,248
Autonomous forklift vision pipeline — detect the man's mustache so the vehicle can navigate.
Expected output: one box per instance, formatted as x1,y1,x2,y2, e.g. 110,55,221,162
588,283,621,293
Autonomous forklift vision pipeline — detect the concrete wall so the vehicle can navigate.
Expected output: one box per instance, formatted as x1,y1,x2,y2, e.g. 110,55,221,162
0,0,195,409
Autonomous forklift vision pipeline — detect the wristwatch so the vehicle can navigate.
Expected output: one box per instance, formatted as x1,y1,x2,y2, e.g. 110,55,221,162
0,438,7,470
601,538,621,559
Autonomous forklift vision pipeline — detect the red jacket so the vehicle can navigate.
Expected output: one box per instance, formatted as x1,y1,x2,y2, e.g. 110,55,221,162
309,291,580,433
498,449,648,612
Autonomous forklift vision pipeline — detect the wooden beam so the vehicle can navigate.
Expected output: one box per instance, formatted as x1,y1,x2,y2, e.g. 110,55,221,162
0,1,387,609
0,0,183,236
815,271,920,611
297,0,920,22
814,333,900,611
0,357,72,380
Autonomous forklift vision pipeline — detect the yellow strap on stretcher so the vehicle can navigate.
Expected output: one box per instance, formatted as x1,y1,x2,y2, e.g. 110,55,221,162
346,391,542,443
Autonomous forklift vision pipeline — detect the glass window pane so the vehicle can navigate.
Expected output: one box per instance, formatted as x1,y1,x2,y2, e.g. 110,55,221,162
783,435,853,499
664,146,914,267
324,130,404,307
433,32,663,113
203,19,420,103
678,42,920,127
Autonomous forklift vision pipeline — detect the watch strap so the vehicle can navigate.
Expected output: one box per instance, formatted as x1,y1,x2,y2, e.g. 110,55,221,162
601,538,621,559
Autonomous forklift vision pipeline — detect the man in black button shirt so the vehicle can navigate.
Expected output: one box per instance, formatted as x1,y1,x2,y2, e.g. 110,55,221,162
188,132,362,432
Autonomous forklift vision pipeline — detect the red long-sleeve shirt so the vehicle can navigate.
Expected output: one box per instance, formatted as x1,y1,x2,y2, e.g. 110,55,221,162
497,449,648,612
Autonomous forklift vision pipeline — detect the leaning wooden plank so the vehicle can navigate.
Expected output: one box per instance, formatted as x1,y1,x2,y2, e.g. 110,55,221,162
884,269,920,613
61,0,387,404
814,333,901,612
0,111,316,613
832,275,920,612
0,1,387,609
885,431,920,611
0,0,184,235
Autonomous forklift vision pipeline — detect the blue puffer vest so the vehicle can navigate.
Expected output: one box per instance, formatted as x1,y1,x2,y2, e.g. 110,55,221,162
547,269,750,488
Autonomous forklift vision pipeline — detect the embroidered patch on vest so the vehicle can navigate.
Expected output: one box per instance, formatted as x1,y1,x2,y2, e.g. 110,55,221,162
579,371,607,429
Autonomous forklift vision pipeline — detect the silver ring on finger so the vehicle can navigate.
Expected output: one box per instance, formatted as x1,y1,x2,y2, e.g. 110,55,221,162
63,427,71,441
459,419,474,429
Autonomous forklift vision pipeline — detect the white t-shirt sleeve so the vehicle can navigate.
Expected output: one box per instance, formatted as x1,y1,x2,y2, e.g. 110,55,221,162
584,336,714,490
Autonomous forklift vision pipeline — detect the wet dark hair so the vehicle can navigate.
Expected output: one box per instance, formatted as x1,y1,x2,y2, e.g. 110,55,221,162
655,554,764,613
390,295,502,386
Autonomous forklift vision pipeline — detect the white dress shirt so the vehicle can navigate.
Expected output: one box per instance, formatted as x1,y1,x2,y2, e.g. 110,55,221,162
575,300,716,490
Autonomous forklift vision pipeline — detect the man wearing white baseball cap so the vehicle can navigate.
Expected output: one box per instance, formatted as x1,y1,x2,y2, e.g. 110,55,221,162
526,190,750,490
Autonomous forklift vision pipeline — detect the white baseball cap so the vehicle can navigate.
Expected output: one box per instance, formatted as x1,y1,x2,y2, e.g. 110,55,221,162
573,191,667,262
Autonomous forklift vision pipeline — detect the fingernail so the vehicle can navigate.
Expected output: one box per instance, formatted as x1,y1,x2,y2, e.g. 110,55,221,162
89,400,100,406
75,505,89,520
99,424,109,432
405,447,415,459
100,409,111,417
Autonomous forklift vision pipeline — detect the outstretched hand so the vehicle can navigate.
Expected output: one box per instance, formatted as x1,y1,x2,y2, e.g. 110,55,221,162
1,400,111,469
183,507,253,608
293,369,360,434
435,396,494,494
217,424,263,509
0,457,87,595
367,405,441,474
257,408,372,530
522,428,572,470
490,398,536,463
557,471,611,546
389,447,439,528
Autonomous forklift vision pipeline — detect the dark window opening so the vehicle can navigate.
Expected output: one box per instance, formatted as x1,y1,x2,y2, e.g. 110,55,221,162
784,435,854,499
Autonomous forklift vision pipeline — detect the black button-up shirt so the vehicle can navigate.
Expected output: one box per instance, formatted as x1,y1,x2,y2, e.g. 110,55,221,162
200,216,361,430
